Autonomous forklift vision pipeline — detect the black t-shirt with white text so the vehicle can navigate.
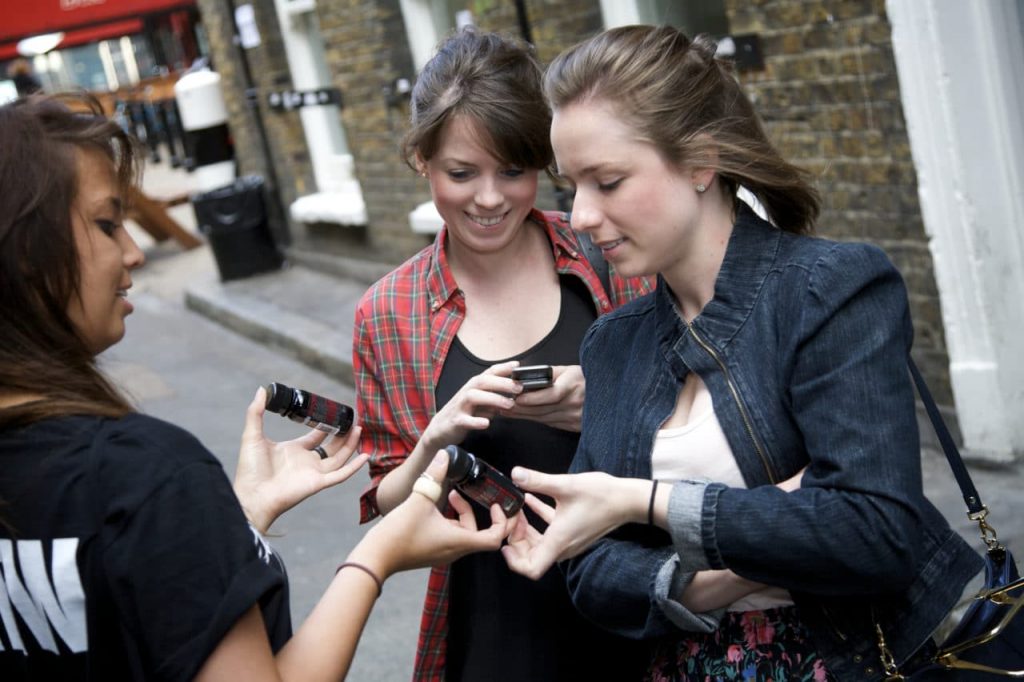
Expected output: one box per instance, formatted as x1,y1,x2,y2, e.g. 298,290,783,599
0,413,290,681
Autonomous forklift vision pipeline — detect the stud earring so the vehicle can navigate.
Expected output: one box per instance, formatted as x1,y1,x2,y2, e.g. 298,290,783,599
695,183,707,193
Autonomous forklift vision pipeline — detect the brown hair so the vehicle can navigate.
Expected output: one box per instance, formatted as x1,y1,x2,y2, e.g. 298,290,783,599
544,25,820,234
0,92,139,428
402,27,553,172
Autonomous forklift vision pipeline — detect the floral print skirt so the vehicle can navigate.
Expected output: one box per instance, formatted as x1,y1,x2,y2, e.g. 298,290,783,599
645,607,836,682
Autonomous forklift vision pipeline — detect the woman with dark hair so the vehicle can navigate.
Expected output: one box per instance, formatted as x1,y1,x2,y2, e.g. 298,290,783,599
353,27,653,681
500,25,983,681
0,93,511,681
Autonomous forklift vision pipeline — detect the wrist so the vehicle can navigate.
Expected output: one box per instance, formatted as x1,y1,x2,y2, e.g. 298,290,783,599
616,477,655,526
234,487,276,534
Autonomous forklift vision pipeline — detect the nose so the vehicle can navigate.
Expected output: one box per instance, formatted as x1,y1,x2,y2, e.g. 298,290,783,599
474,176,503,210
118,227,146,270
569,189,600,233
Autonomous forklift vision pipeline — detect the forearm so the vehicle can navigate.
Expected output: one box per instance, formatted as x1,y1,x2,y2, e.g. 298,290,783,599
275,563,378,681
678,569,764,613
374,437,443,515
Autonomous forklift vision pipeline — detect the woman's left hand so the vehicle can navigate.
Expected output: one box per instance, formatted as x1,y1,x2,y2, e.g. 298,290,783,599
504,364,585,432
233,386,370,533
501,467,643,579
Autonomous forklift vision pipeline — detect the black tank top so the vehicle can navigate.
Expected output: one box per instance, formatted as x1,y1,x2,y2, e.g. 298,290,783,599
436,275,647,681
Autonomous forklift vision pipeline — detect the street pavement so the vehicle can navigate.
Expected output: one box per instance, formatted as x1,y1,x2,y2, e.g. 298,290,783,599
123,159,1024,676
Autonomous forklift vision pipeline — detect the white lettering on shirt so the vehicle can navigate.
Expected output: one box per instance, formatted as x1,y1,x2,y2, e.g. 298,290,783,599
0,538,87,653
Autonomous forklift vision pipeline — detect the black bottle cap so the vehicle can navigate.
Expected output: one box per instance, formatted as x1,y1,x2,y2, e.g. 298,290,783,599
444,445,475,483
264,382,294,416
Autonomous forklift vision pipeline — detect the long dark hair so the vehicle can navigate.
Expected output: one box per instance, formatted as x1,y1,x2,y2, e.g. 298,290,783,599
545,25,820,234
0,93,140,428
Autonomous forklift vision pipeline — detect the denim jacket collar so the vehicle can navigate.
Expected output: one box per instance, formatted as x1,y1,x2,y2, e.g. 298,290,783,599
655,203,783,355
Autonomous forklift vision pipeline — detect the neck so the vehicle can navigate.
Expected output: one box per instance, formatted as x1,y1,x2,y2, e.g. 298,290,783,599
662,193,736,322
446,218,549,290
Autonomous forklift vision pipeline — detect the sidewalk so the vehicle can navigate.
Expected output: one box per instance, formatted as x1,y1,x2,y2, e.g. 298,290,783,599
135,160,1024,577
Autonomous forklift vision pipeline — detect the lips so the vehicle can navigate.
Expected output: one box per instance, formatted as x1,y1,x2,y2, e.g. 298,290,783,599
598,238,626,252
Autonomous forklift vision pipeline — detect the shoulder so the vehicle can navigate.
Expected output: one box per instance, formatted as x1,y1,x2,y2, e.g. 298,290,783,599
776,233,904,302
582,292,657,350
356,242,435,319
91,413,227,503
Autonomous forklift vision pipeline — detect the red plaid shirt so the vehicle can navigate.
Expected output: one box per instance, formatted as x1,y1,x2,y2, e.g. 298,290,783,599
353,209,653,681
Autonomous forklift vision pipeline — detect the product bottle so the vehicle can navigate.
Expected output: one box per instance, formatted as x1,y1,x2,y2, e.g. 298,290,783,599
444,444,525,517
264,382,354,436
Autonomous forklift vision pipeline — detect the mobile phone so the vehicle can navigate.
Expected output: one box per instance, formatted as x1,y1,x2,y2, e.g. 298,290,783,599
511,365,553,391
444,445,525,517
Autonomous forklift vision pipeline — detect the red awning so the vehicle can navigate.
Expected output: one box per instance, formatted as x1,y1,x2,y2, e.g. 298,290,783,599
0,18,145,61
2,0,195,43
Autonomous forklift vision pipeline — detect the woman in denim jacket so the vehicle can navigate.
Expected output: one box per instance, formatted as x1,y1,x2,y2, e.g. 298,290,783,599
501,25,983,681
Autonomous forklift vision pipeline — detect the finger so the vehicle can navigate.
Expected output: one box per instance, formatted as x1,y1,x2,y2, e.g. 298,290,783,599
322,425,361,462
523,492,556,525
296,428,330,451
448,490,478,530
510,467,562,498
484,360,521,377
243,387,267,439
507,510,531,543
466,387,518,411
320,453,370,487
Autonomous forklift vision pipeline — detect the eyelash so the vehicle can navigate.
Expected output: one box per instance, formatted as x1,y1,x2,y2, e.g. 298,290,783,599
446,168,525,181
598,179,622,192
96,220,120,236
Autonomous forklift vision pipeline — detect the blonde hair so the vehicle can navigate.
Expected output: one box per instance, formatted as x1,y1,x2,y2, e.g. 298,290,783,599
545,25,819,234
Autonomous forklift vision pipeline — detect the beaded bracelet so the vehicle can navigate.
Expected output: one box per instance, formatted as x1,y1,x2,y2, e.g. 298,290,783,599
336,561,383,597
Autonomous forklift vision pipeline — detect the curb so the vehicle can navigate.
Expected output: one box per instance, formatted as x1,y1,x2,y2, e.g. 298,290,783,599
184,277,354,384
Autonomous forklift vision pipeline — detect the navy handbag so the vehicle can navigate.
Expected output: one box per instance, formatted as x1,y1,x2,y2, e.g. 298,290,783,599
876,360,1024,680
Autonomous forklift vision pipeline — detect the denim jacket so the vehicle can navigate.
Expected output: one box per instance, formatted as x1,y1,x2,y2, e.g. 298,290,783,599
566,205,983,681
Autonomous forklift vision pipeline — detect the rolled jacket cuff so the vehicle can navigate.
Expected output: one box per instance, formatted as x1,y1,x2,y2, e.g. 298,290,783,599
654,556,723,633
668,479,712,573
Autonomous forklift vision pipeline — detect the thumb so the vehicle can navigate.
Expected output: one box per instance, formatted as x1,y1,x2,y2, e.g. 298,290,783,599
243,386,267,440
510,467,559,496
423,448,451,481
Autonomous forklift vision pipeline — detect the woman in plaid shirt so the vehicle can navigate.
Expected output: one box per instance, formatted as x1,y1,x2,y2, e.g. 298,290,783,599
353,28,653,682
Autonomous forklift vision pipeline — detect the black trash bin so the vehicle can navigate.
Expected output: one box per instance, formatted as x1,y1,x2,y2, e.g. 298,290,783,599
193,175,284,281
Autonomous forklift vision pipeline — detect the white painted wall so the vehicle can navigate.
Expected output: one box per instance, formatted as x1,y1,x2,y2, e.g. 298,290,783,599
889,0,1024,461
271,0,366,225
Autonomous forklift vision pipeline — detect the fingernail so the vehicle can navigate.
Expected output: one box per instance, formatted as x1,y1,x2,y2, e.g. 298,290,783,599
511,467,526,483
432,451,446,466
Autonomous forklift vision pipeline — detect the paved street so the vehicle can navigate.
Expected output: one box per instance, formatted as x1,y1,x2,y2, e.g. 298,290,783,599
103,240,425,682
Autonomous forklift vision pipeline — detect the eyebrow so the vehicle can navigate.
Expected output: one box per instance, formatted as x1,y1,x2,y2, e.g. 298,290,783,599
93,196,124,215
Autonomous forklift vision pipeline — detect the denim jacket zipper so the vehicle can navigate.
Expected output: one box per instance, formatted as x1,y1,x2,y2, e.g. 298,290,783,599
687,325,777,484
687,325,854,640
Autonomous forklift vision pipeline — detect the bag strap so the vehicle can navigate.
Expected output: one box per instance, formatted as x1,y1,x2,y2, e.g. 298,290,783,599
908,358,1005,553
907,358,984,516
575,229,611,296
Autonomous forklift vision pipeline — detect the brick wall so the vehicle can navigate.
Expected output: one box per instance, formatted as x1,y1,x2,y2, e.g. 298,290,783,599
195,0,314,246
725,0,956,414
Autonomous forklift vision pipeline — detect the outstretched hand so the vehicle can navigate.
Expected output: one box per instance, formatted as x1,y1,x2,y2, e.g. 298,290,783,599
349,450,514,577
501,467,638,580
234,386,369,533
